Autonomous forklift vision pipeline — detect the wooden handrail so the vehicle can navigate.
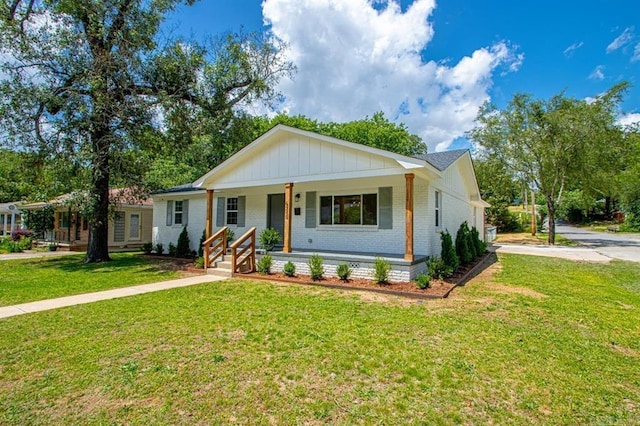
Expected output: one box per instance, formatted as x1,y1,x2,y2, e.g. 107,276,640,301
230,227,256,275
203,226,228,269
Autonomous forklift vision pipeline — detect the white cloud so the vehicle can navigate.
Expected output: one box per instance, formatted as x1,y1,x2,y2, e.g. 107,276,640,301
563,41,583,57
262,0,523,152
633,43,640,62
606,27,634,53
588,65,605,81
618,112,640,127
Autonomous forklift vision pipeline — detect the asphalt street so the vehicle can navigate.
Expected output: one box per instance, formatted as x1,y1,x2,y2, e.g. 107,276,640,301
556,223,640,263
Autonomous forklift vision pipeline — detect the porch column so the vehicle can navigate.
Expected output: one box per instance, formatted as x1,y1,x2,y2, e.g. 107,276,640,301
206,189,214,239
2,214,6,236
284,182,293,253
404,173,414,262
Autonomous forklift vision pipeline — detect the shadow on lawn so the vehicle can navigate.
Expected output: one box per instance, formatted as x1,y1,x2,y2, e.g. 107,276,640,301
454,250,499,287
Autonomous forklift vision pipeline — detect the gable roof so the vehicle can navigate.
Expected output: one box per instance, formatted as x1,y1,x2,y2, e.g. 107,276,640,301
193,124,441,188
417,149,469,171
152,183,204,196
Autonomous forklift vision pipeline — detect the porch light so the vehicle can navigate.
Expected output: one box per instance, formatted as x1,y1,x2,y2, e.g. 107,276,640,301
295,193,301,203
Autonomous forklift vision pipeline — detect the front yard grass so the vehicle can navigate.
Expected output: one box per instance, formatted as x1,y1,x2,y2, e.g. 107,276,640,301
0,252,182,306
1,254,639,423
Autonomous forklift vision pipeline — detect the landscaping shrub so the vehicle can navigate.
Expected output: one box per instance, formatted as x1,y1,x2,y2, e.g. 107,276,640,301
155,243,164,255
441,230,459,274
308,254,324,280
142,242,153,255
426,256,450,280
414,273,431,289
17,237,32,251
11,229,32,241
455,222,474,265
198,229,206,257
259,228,281,251
176,226,192,258
373,257,391,284
168,242,177,257
193,256,205,269
257,254,273,274
336,262,352,282
283,261,296,277
226,228,235,244
470,226,486,256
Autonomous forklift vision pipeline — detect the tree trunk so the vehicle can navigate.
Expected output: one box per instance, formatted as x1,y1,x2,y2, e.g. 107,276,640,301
547,201,556,245
85,131,111,263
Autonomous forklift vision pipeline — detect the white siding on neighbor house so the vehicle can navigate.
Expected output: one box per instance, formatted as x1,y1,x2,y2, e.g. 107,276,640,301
211,134,408,189
152,193,207,251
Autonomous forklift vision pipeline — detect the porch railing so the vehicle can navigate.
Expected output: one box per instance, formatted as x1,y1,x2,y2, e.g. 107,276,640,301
230,227,256,275
203,226,228,269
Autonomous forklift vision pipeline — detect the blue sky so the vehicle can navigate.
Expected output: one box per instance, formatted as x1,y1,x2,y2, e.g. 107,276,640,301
164,0,639,152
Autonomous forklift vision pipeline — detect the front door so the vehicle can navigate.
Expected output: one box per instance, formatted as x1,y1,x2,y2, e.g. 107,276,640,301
267,193,285,245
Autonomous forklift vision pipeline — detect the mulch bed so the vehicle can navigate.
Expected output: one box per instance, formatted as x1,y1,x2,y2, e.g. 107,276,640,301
237,252,494,299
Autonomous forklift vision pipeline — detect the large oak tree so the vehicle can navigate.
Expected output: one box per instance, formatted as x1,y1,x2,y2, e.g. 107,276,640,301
0,0,293,262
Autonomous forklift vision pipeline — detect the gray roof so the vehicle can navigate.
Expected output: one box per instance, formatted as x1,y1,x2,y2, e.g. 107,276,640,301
415,149,468,171
152,183,204,195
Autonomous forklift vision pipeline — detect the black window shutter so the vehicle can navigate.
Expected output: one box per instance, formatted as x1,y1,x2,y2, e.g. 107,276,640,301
378,187,393,229
305,192,316,228
237,196,246,227
216,197,225,227
166,200,173,226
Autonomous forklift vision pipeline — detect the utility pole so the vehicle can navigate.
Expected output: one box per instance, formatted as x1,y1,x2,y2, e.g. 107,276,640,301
531,189,536,236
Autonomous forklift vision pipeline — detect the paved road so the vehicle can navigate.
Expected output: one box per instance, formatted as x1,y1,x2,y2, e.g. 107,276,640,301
556,224,640,263
493,243,611,263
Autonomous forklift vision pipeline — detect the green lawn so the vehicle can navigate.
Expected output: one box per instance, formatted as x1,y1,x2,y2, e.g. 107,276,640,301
0,252,182,306
1,254,639,423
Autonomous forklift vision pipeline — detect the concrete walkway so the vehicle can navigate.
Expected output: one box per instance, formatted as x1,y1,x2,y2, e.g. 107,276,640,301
493,243,612,263
0,274,226,320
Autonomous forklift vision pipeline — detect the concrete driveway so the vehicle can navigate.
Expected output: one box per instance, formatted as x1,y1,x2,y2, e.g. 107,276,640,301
556,224,640,263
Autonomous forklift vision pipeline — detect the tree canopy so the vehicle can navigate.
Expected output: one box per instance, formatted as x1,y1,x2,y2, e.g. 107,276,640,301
0,0,293,262
468,83,629,243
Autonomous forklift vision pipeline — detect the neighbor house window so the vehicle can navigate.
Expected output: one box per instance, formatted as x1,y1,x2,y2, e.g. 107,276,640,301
319,193,377,225
174,201,184,225
435,190,441,228
58,212,70,228
226,197,238,225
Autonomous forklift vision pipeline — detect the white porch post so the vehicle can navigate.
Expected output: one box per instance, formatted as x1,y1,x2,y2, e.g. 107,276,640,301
2,214,7,236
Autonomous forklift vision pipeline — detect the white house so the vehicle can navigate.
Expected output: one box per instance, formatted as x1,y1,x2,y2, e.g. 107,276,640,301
0,202,23,236
152,125,488,282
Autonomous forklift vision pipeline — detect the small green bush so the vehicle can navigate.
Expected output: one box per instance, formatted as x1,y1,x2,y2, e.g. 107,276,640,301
142,241,153,255
441,230,459,274
470,226,486,255
226,228,235,244
193,256,205,269
336,262,352,281
257,254,273,274
283,261,296,277
8,241,22,253
176,227,192,258
426,256,450,280
373,257,391,284
155,243,164,255
259,228,282,252
455,222,474,265
18,237,32,251
414,273,431,289
308,254,324,281
198,229,206,258
168,242,177,257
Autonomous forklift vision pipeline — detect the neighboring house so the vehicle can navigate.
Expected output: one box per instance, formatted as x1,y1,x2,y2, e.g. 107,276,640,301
22,188,153,250
0,202,23,236
152,125,488,281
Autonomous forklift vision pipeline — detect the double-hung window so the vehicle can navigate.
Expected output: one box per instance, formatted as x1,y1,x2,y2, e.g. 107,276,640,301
319,193,377,226
226,197,238,225
174,201,184,225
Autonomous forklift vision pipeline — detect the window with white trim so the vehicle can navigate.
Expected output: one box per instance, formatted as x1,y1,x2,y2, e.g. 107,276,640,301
319,193,377,225
226,197,238,225
174,201,184,225
435,190,441,228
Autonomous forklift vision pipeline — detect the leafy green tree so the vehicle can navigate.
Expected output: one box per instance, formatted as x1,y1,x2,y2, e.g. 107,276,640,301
468,83,628,244
0,1,293,262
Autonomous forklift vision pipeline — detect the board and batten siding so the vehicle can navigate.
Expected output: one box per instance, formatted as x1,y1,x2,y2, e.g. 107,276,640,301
211,134,407,188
